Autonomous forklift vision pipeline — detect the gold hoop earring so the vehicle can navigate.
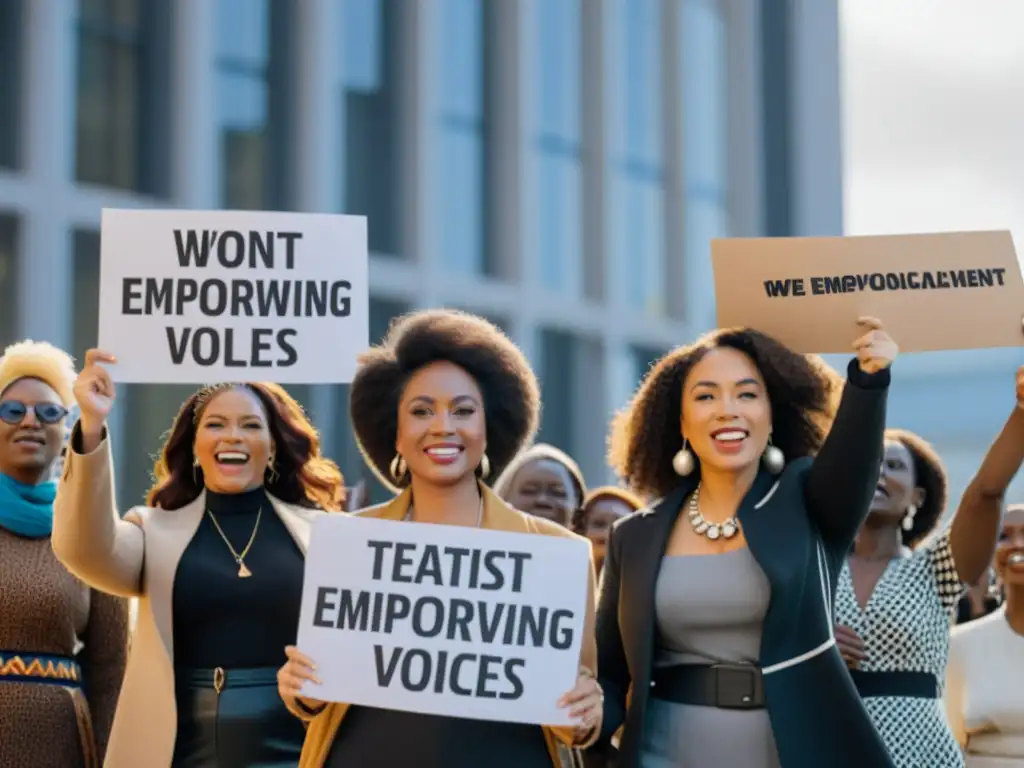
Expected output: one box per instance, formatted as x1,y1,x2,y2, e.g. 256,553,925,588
266,454,279,485
478,453,491,480
192,456,201,486
389,453,407,483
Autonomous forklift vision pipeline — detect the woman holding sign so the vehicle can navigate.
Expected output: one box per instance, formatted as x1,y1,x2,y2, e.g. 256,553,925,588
833,372,1024,768
594,318,898,768
278,309,603,768
52,348,345,768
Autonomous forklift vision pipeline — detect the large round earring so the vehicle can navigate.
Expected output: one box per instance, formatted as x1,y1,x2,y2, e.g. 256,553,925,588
389,453,407,483
902,504,917,532
478,453,491,480
762,437,785,475
672,440,695,476
266,453,279,485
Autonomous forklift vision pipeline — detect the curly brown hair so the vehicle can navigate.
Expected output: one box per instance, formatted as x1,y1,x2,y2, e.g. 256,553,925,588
350,309,541,492
146,383,344,511
885,428,949,548
608,328,842,500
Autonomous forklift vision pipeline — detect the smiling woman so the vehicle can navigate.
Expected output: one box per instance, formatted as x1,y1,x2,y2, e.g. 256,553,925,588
493,443,588,529
278,309,602,768
0,341,129,768
834,366,1024,768
596,319,901,768
50,349,345,768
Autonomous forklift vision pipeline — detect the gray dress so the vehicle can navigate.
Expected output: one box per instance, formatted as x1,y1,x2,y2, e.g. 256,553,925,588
640,549,782,768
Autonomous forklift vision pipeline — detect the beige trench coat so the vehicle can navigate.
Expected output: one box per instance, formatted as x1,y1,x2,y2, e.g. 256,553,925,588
51,426,322,768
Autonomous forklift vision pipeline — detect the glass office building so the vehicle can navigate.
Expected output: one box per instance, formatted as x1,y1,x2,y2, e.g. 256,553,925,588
0,0,846,506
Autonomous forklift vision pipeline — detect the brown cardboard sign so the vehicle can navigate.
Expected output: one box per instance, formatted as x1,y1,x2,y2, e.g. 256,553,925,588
711,231,1024,354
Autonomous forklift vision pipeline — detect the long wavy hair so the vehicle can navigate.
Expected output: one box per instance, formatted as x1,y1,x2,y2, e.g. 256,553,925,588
146,382,344,512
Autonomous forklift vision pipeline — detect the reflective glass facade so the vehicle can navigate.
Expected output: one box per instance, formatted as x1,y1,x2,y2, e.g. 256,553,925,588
0,0,857,498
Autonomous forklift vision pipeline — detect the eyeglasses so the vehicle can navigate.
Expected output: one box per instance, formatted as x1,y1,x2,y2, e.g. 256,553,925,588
0,400,68,425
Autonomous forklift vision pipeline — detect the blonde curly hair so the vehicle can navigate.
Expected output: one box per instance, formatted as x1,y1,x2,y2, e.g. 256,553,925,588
0,340,77,406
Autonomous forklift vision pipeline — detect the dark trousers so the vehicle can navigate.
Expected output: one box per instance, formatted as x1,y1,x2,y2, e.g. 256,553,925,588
172,666,305,768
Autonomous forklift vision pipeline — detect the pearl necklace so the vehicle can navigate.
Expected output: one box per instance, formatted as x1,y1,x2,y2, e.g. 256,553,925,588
688,484,740,541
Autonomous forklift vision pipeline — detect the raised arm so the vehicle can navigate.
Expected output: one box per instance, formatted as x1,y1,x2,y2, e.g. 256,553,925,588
594,521,630,745
804,319,895,549
52,349,144,596
52,424,145,596
81,589,130,762
948,368,1024,585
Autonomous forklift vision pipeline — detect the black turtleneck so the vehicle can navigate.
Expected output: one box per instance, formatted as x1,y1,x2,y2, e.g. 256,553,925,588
172,487,306,669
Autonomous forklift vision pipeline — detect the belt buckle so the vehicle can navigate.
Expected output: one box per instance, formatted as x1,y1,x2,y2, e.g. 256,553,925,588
213,667,225,694
711,663,762,709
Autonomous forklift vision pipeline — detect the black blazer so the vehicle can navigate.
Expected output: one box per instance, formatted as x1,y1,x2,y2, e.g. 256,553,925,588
593,359,896,768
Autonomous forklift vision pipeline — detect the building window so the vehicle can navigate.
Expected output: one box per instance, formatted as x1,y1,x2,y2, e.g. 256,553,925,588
531,0,582,296
71,230,101,366
0,216,19,350
217,0,277,210
433,0,495,276
761,0,792,235
536,328,576,456
0,2,23,170
75,0,167,193
341,0,400,256
682,0,730,296
609,0,665,315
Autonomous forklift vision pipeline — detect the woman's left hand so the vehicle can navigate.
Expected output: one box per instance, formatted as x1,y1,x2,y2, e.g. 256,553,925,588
853,317,898,374
557,667,603,740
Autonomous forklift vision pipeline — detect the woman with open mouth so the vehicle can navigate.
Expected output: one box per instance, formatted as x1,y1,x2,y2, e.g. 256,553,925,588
494,443,587,530
594,317,899,768
0,341,129,768
946,504,1024,765
51,348,345,768
834,368,1024,768
277,309,602,768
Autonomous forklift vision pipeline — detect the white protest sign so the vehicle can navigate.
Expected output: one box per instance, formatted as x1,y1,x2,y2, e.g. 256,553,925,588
97,208,369,384
297,515,591,726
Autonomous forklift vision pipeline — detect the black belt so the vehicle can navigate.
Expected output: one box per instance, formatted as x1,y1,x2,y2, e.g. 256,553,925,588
176,666,279,694
650,663,766,709
849,670,938,699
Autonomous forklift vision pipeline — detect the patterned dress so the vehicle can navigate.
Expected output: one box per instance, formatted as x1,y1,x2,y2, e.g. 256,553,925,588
0,526,129,767
835,530,967,768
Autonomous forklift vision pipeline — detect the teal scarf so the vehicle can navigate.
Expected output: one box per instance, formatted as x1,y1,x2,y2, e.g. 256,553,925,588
0,472,57,538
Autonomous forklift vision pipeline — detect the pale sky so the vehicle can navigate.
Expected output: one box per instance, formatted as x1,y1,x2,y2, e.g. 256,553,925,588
841,0,1024,241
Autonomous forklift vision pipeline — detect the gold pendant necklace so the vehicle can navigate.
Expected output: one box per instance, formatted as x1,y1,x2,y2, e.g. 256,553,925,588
688,484,740,541
207,507,263,578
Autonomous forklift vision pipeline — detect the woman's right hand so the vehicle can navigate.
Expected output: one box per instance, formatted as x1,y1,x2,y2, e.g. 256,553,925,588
278,645,325,714
835,624,867,669
74,349,118,435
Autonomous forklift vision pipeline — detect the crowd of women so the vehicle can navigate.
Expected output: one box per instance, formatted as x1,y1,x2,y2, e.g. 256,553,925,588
0,308,1022,768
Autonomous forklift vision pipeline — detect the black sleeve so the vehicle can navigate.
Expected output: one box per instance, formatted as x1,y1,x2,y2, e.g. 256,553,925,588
803,358,890,551
595,522,630,744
